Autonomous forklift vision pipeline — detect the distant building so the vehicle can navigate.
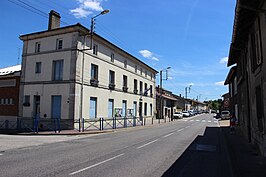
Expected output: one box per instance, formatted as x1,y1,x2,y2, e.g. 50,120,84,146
0,65,21,122
19,11,157,129
227,0,266,156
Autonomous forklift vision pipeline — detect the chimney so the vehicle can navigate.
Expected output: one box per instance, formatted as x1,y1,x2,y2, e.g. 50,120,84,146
48,10,60,30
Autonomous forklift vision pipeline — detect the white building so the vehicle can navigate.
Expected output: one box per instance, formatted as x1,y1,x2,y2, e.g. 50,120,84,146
19,11,157,129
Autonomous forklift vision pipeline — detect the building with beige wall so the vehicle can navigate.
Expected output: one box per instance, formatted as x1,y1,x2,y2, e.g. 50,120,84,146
19,11,157,129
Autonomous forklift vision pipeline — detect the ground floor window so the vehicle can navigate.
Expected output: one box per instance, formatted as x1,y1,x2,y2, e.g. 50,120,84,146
133,101,137,117
108,99,114,118
90,97,97,119
144,103,147,116
122,100,127,117
150,103,153,116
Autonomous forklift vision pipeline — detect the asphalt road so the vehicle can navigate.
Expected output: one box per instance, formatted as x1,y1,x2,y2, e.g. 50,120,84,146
0,114,221,177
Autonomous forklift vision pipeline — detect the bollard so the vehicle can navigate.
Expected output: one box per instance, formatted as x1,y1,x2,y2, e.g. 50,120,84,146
133,116,136,127
113,117,116,129
82,118,85,132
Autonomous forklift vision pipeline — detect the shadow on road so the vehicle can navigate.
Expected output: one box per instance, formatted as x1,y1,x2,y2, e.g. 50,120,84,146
162,126,233,177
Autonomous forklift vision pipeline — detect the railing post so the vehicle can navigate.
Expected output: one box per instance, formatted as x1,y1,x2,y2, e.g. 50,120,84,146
124,117,127,128
144,117,146,126
82,118,85,132
100,118,103,131
133,116,136,127
17,118,21,131
112,117,115,129
5,120,9,130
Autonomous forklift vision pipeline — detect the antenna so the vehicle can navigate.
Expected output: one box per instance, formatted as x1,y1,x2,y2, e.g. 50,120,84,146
17,48,21,65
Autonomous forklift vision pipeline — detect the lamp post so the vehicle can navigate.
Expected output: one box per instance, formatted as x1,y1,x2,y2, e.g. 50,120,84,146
79,10,109,131
90,9,110,49
159,66,171,123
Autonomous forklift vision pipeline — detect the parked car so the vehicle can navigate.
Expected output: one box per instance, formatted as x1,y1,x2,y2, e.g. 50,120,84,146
173,112,183,119
188,110,195,116
182,111,190,117
221,110,230,120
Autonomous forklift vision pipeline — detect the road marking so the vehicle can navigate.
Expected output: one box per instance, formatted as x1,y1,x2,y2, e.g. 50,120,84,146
202,120,206,122
183,120,188,122
163,132,175,138
0,154,3,156
208,120,211,123
177,128,184,132
137,139,158,149
185,126,190,128
69,153,125,175
190,120,194,122
196,120,200,122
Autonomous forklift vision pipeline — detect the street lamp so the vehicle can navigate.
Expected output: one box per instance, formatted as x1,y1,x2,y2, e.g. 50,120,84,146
90,9,110,48
79,10,110,131
159,66,171,123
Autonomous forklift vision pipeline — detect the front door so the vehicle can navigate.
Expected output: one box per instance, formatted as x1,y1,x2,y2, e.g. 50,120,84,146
51,95,61,119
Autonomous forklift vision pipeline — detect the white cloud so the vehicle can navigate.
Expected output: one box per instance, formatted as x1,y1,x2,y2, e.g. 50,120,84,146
189,83,194,86
70,0,105,18
139,49,159,61
215,81,225,86
219,57,228,64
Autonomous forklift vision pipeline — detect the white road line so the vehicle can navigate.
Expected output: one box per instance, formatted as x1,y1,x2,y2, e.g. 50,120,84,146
196,120,200,122
208,120,211,123
177,128,184,132
69,153,124,175
0,154,3,156
163,132,175,138
185,126,190,128
137,139,158,149
190,120,194,122
202,120,206,122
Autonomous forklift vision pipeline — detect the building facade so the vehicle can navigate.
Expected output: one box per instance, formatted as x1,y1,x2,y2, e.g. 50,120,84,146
0,65,21,122
227,0,266,156
19,11,157,129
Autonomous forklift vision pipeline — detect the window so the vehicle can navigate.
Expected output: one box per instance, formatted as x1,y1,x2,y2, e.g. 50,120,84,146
135,65,137,73
108,99,114,118
35,42,40,53
52,60,64,80
91,64,98,80
144,83,148,96
134,79,138,94
150,85,153,97
56,39,63,50
35,62,41,73
124,60,127,68
150,73,153,80
93,44,98,55
140,68,143,75
144,103,147,116
90,97,97,119
23,95,30,106
122,100,127,117
133,101,137,117
140,81,143,95
0,98,4,105
109,70,115,89
9,98,13,105
145,71,147,77
51,95,61,119
111,53,114,62
123,75,128,92
150,104,153,116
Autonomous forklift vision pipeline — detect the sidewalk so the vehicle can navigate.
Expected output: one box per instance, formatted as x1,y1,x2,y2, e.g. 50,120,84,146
221,121,266,177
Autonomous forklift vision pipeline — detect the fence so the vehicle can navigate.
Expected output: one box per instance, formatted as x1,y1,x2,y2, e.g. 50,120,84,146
0,116,176,133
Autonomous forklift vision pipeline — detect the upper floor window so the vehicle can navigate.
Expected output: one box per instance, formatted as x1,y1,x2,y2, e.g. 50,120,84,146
145,71,147,77
124,60,127,68
56,39,63,50
150,85,153,96
93,44,98,55
134,79,138,92
35,62,42,74
52,60,63,81
109,70,115,84
140,81,143,95
140,68,143,75
123,75,128,92
91,64,99,80
35,42,41,53
111,53,114,62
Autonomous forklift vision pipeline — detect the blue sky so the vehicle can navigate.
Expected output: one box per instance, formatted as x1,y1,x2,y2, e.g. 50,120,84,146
0,0,236,101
